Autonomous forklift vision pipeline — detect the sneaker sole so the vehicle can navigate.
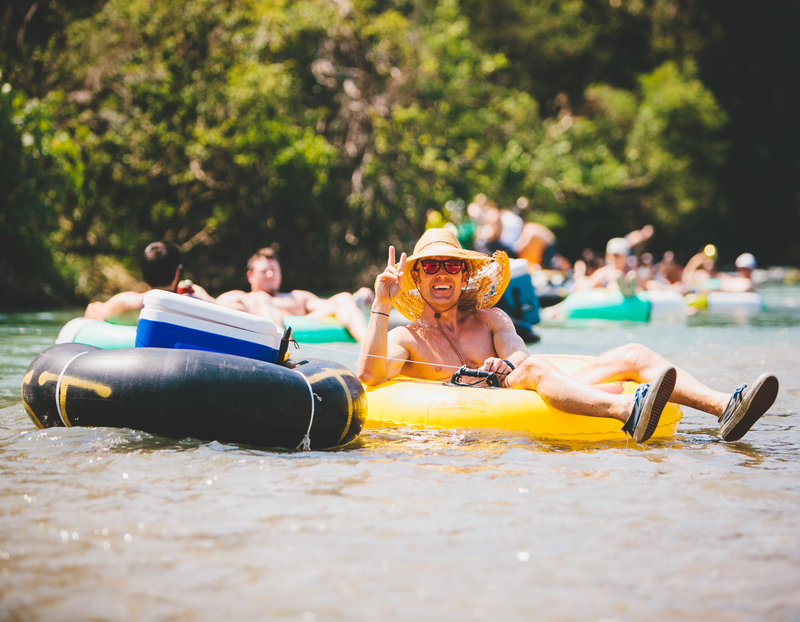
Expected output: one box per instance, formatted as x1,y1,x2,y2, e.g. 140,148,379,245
636,367,677,443
722,374,779,442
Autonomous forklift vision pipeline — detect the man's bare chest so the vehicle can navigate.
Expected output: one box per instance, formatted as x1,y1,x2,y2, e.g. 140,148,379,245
270,293,307,315
404,323,496,378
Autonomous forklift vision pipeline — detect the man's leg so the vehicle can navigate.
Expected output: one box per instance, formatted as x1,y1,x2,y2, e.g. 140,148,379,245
507,355,638,422
306,292,369,342
508,354,676,442
329,292,369,342
568,343,730,417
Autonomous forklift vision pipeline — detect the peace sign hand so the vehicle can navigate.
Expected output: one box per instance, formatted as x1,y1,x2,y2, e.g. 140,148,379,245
374,246,407,307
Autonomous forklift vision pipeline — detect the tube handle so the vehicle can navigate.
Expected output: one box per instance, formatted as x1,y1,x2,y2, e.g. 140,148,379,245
448,366,501,388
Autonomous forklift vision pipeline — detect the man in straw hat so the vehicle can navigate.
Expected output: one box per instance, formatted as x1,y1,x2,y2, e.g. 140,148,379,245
358,228,779,443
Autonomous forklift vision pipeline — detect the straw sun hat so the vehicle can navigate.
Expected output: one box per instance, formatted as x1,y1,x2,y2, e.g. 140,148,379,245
393,228,511,321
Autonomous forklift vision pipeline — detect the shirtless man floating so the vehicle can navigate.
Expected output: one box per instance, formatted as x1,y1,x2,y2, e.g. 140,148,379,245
216,247,372,342
358,228,779,443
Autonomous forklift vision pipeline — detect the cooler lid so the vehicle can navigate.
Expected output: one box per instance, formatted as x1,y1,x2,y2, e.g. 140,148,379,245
143,290,277,336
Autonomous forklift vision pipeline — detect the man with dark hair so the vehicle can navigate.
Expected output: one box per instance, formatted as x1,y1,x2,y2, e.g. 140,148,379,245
85,241,210,324
216,247,373,342
139,240,182,288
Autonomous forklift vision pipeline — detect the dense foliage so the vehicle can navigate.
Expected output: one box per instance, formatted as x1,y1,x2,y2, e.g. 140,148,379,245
0,82,84,306
1,0,797,308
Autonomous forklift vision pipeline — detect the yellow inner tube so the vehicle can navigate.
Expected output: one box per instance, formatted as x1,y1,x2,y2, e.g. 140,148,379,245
364,355,682,441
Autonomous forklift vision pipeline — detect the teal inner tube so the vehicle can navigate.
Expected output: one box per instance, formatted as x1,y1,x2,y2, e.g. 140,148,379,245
57,316,358,349
561,290,651,322
283,315,355,343
57,318,137,349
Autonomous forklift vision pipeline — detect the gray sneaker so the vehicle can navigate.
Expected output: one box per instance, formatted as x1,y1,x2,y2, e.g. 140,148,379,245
719,373,779,441
621,366,677,443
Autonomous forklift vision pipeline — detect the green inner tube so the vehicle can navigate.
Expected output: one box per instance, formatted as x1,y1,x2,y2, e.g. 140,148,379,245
562,290,651,322
57,315,357,349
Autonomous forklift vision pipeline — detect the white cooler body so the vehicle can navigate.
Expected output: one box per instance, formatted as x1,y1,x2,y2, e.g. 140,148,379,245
135,291,280,362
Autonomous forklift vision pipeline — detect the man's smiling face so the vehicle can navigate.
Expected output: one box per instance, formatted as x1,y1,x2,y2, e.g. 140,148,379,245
414,256,466,307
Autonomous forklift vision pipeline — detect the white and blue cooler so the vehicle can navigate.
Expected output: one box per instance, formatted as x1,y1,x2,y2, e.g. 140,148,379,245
135,291,280,363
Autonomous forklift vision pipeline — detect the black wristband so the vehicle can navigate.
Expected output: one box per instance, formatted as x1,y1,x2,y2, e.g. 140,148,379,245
502,359,515,371
371,310,390,317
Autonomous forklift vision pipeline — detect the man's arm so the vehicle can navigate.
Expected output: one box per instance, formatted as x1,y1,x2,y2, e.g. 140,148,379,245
288,290,320,314
625,224,654,249
358,246,410,386
478,308,530,383
184,283,216,303
84,291,146,324
681,252,706,286
573,265,609,291
359,326,411,386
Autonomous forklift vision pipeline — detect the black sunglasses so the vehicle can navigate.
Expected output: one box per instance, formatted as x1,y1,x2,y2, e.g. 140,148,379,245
419,259,465,275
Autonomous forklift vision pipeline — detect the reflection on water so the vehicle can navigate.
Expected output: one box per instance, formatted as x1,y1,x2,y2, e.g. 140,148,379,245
1,289,800,620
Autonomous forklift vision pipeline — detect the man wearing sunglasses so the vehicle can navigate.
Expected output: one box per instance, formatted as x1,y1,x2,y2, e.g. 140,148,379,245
358,228,778,443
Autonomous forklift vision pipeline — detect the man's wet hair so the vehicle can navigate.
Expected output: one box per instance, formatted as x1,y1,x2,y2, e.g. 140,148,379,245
141,241,181,287
247,247,278,271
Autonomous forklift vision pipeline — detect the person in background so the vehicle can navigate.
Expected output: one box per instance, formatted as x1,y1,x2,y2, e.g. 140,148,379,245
514,196,560,270
682,244,724,291
84,241,212,324
732,253,758,292
682,245,755,293
462,193,492,250
473,200,516,258
572,237,647,296
487,196,560,270
572,248,603,280
516,222,558,269
498,198,526,253
651,251,684,289
216,247,373,342
638,252,655,282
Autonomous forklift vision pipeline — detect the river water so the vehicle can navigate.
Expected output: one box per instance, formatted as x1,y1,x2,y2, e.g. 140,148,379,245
1,284,799,621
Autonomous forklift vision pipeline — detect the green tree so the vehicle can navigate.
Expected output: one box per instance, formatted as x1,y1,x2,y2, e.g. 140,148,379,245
41,0,339,292
546,60,727,258
0,0,738,309
0,79,84,308
460,0,800,265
